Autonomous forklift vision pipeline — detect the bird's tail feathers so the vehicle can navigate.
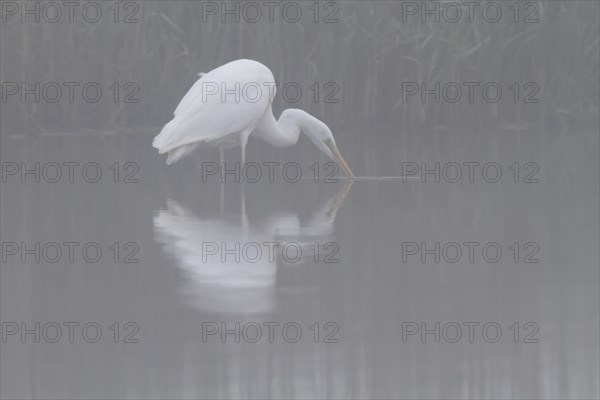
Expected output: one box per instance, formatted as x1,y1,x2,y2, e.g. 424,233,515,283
154,117,214,164
165,143,199,165
153,119,183,153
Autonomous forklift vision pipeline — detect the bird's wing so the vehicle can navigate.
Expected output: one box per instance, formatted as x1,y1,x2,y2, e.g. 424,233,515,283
172,74,205,117
153,59,276,155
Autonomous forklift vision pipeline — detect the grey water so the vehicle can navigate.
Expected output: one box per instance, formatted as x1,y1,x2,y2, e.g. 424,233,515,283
1,124,598,399
1,1,599,399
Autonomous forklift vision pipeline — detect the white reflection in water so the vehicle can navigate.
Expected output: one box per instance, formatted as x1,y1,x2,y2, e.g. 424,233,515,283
153,182,352,315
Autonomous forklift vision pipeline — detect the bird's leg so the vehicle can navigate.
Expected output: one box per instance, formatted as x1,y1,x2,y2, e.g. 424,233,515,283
240,131,250,169
220,183,225,213
240,140,246,168
239,131,250,237
240,131,250,233
219,148,225,212
219,148,225,182
241,182,248,238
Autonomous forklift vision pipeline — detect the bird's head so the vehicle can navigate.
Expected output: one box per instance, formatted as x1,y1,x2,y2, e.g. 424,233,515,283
281,109,354,179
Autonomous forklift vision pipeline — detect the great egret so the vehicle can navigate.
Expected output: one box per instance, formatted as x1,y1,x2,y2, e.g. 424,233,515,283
153,59,354,178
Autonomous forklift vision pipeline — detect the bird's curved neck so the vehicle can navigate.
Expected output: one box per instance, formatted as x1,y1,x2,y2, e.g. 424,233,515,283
254,107,302,148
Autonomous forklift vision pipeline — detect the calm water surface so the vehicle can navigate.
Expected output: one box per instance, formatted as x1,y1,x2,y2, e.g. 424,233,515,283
1,126,598,399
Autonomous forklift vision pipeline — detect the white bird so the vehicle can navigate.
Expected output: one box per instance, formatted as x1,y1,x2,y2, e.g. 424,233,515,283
153,59,354,178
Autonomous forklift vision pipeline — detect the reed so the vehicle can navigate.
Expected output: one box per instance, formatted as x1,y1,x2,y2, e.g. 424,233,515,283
0,1,597,135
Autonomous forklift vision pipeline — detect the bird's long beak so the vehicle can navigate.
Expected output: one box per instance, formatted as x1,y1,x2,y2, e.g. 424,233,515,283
326,141,354,179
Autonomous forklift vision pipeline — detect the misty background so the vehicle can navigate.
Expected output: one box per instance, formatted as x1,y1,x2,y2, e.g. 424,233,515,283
1,1,599,399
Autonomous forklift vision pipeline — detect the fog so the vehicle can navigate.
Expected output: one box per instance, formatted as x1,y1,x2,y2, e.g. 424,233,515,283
1,1,598,399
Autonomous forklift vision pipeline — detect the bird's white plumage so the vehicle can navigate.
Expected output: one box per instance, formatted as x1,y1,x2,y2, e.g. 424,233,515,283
153,59,275,163
152,59,354,178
